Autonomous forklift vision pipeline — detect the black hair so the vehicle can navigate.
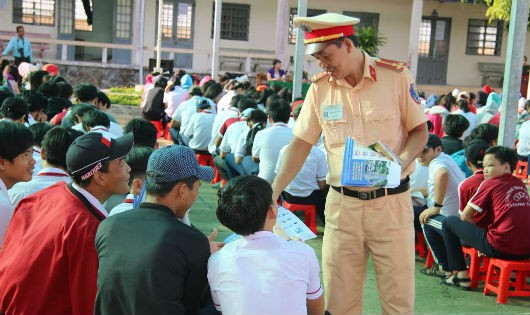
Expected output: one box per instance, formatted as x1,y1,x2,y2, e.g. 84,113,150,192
484,146,517,172
23,91,47,113
51,75,67,84
230,94,243,109
154,76,168,89
0,87,14,106
201,80,216,94
266,98,291,123
440,94,456,111
82,110,110,130
443,114,469,138
477,91,488,106
74,84,98,103
273,59,281,66
189,86,203,97
464,123,499,146
38,82,59,98
258,88,274,106
29,70,49,91
265,94,282,109
41,126,83,169
70,103,96,124
146,176,197,197
96,91,112,109
123,118,158,149
216,175,272,235
203,82,223,101
426,120,434,132
125,145,154,186
237,97,257,113
0,97,28,121
57,82,73,99
277,87,292,102
457,98,471,113
249,109,267,124
29,122,53,147
469,92,476,101
16,25,23,32
0,120,33,162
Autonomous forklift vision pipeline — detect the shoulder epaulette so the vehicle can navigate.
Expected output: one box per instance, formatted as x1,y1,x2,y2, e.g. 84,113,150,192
310,71,329,83
375,58,407,73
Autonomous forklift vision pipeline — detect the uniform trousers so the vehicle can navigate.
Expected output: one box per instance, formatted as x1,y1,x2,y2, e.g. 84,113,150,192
323,189,415,315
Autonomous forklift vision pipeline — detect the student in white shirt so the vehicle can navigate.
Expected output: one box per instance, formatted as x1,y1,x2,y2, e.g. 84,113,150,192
209,175,324,315
78,110,123,139
9,126,83,207
252,98,293,184
28,123,53,176
183,99,215,153
163,76,188,118
0,120,35,246
24,92,48,126
208,95,241,155
0,96,28,124
169,87,203,145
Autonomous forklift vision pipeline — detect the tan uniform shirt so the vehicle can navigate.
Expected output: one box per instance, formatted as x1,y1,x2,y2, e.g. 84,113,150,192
294,51,427,187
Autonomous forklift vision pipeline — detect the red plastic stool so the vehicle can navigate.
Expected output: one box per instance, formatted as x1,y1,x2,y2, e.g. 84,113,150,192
462,246,490,288
195,153,213,167
514,160,528,179
425,248,435,268
281,201,317,234
415,231,426,258
164,124,172,140
149,120,164,138
211,167,222,184
484,258,530,304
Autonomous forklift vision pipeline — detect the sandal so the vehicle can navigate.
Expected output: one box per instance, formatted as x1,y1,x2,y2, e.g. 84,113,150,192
444,274,471,290
419,264,451,278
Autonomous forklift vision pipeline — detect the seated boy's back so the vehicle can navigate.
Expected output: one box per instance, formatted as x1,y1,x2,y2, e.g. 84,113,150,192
208,231,322,315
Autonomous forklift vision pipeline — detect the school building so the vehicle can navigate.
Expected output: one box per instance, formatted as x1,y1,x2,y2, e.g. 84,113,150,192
0,0,528,88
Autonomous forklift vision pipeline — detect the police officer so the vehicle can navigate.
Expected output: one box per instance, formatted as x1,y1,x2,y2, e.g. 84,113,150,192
272,13,428,315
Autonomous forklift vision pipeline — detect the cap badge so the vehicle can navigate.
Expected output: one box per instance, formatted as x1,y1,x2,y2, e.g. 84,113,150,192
299,23,312,32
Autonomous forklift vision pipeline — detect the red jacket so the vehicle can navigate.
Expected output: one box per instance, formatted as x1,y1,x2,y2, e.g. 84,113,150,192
0,182,104,315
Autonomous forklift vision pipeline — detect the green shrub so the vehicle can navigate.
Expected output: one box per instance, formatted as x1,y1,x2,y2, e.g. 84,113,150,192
108,93,141,106
108,87,142,95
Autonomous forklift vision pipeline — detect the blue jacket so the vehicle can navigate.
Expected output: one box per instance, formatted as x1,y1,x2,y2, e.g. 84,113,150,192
2,36,33,62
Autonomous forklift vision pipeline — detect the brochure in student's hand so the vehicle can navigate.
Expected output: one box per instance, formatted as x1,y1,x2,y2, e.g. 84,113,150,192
223,207,317,243
341,137,401,188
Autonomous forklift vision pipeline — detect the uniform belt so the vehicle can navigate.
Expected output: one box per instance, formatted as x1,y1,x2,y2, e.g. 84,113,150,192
331,177,410,200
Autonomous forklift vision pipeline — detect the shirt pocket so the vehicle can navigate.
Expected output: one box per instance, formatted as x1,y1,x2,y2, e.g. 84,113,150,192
363,105,400,144
321,117,348,148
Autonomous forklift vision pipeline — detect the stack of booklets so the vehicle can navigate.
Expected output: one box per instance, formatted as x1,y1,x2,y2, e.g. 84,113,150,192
341,137,402,188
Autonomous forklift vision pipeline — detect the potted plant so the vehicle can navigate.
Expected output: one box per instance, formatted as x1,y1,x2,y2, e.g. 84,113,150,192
357,26,387,57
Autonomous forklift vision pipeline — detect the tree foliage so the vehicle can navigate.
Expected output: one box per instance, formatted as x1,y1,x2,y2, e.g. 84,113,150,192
480,0,530,28
357,26,387,57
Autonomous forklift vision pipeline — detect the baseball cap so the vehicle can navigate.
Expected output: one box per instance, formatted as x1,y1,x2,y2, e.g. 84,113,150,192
67,132,134,180
146,145,214,184
196,97,211,110
465,139,490,167
43,64,58,76
425,134,442,149
293,13,360,55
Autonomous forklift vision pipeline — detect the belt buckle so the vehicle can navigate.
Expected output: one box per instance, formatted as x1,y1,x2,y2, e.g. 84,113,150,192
359,191,370,200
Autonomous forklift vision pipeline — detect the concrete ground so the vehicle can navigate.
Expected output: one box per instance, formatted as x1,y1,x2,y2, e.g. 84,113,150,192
191,184,530,315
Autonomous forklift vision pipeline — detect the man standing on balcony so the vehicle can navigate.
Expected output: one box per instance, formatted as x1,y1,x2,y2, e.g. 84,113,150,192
272,13,428,315
2,26,33,66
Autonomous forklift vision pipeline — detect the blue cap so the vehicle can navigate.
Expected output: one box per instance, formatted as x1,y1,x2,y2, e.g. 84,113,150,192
146,145,214,183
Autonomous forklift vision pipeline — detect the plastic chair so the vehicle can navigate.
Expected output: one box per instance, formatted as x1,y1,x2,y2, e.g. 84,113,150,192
514,160,528,179
462,246,490,288
425,248,435,268
281,201,317,234
195,153,214,167
149,120,164,138
484,258,530,304
415,231,427,258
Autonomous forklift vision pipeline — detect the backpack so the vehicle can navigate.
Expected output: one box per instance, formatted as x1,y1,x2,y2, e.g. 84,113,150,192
244,123,265,156
141,87,165,121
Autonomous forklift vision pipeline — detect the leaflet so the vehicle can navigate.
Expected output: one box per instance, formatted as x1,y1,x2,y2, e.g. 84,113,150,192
341,137,401,188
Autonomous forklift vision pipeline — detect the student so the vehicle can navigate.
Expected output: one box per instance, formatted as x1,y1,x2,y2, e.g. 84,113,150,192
23,92,48,125
0,96,28,124
210,175,324,315
9,126,82,206
442,146,530,288
0,121,34,246
28,122,53,176
123,118,158,149
0,132,133,314
109,146,154,216
80,109,123,139
169,86,203,145
452,98,476,139
441,114,469,155
416,134,465,277
95,145,217,314
183,98,215,153
458,139,491,228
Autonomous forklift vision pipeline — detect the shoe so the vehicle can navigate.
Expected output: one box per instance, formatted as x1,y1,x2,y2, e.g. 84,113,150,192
419,264,451,278
443,274,471,290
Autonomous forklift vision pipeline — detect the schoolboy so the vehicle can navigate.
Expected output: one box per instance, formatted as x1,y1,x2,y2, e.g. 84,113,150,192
0,121,34,245
209,175,324,315
442,146,530,289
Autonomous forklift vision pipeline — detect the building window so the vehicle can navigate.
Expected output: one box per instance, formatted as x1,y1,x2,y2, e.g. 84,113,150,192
288,8,326,44
161,0,174,39
418,19,432,58
466,19,503,56
176,2,193,40
211,3,250,41
13,0,55,26
115,0,132,40
343,11,379,33
75,0,92,31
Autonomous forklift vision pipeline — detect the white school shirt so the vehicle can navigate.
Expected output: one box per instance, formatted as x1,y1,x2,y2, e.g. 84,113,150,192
208,107,239,154
72,183,108,217
207,231,323,315
184,110,216,151
0,178,14,247
276,146,327,197
164,86,188,117
32,146,42,177
219,121,248,154
252,122,293,184
216,90,235,112
72,123,123,138
517,120,530,157
427,152,465,217
9,167,71,207
173,96,200,136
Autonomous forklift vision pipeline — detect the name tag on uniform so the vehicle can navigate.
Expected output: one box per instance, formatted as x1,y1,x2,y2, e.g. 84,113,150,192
322,104,344,121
